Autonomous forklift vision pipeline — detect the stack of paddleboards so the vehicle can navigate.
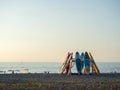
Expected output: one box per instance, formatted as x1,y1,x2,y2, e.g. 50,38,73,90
75,51,90,75
59,52,73,74
59,51,100,75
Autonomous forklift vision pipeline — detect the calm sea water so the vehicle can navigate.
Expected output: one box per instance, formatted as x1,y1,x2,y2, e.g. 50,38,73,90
0,62,120,73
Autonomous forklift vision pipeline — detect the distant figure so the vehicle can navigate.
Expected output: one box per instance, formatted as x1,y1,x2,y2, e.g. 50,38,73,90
75,52,82,75
12,70,14,74
84,52,90,74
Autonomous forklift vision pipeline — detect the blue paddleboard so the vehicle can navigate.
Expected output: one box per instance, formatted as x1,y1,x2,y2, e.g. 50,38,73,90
75,52,82,74
84,52,90,74
81,52,85,69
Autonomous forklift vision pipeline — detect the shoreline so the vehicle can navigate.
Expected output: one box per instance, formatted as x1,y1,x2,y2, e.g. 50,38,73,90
0,73,120,90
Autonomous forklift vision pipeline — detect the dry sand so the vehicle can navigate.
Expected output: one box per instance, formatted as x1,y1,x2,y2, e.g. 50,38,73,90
0,73,120,90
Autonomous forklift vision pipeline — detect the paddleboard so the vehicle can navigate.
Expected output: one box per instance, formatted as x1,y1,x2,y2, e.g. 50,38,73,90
59,52,73,74
75,52,82,74
81,52,84,70
59,52,70,74
67,59,74,75
88,52,100,74
65,53,73,74
62,53,72,74
84,52,90,74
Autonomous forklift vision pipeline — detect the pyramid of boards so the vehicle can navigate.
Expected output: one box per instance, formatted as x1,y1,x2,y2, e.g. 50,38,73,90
59,52,100,75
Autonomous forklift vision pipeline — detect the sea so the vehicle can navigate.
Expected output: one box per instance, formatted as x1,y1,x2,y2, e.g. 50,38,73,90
0,62,120,74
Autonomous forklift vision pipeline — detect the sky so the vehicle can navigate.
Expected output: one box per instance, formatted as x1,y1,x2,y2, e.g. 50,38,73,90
0,0,120,62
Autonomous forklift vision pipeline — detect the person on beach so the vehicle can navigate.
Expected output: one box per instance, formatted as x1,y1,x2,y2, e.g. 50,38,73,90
84,52,91,74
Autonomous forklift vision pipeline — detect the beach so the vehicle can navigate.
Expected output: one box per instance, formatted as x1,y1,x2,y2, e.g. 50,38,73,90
0,73,120,90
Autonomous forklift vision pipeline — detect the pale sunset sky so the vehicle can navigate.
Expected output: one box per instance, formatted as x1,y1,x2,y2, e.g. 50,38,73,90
0,0,120,62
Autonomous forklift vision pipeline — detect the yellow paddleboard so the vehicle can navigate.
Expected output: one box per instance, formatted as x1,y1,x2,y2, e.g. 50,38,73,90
88,52,100,74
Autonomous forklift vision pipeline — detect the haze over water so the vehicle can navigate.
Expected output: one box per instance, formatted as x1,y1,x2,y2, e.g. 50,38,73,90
0,0,120,62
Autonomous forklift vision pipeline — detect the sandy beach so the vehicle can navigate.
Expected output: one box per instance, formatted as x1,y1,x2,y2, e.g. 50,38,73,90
0,73,120,90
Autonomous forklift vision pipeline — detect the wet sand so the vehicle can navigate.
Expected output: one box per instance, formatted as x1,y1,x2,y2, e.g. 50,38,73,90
0,73,120,90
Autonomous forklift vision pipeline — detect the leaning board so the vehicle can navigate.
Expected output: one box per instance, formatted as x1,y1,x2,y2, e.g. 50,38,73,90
59,54,72,74
88,52,100,74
